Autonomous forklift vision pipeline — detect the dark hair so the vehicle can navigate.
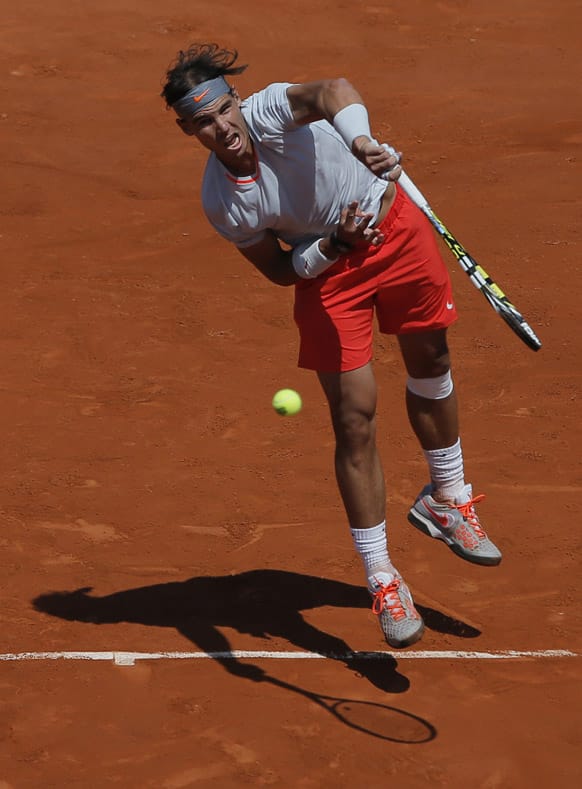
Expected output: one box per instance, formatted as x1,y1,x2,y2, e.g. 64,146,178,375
161,43,248,107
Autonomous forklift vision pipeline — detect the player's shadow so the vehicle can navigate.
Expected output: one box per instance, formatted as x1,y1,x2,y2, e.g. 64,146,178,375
32,569,479,694
415,603,481,640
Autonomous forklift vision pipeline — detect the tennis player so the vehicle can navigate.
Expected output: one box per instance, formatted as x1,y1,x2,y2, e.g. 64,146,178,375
161,44,502,649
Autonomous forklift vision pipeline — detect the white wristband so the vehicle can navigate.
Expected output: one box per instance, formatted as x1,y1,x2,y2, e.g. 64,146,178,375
292,238,338,279
333,104,372,149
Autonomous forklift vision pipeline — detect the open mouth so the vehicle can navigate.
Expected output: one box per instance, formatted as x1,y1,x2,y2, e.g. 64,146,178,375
224,133,242,152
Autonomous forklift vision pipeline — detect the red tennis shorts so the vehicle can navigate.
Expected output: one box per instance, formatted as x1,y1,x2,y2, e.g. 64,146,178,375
294,186,458,373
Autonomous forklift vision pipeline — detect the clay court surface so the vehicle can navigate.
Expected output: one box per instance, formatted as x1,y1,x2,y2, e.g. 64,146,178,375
1,0,581,786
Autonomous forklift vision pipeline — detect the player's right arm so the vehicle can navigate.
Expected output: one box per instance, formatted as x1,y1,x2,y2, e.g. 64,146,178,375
236,203,385,286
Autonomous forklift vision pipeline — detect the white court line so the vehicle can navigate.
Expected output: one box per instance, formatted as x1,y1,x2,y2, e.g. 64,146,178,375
0,649,577,666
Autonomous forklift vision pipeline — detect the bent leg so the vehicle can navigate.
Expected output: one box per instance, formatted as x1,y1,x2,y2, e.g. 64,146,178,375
397,327,458,451
398,327,464,501
398,329,502,565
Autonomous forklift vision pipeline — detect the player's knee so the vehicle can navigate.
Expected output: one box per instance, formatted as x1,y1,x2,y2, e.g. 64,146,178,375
332,407,376,452
406,370,453,400
399,334,451,377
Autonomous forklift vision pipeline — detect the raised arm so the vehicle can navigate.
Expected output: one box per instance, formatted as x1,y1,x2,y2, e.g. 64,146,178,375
286,79,400,178
286,78,365,125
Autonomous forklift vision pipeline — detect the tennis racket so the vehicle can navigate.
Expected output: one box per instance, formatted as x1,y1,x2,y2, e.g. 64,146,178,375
264,673,436,743
383,149,542,351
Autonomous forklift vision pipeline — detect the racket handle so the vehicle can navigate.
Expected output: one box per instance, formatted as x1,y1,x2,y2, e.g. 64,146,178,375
394,171,430,211
380,143,430,210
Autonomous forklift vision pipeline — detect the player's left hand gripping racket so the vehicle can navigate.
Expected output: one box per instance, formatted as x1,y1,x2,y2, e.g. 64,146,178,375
382,148,542,352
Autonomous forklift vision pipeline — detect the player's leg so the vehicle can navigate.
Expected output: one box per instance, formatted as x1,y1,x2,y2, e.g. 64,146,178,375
371,188,501,567
317,364,424,647
397,328,502,566
293,238,424,646
317,363,384,530
397,328,459,455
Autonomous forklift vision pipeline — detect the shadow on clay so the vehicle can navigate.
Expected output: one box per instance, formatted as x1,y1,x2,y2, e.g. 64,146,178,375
32,570,478,740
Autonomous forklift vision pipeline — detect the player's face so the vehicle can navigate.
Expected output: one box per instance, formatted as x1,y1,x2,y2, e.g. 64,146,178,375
178,93,253,174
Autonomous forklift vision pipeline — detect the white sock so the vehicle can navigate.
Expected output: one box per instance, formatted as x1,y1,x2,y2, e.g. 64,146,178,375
423,437,465,501
350,521,396,585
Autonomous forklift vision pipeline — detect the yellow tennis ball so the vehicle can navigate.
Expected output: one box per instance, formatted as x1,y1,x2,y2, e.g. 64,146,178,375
272,388,302,416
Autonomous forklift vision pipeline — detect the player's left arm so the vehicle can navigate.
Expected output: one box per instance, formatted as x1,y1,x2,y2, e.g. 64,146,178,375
286,78,363,125
286,80,399,178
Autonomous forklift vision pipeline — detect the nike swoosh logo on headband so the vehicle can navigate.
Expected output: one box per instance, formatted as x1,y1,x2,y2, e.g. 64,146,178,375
193,89,210,103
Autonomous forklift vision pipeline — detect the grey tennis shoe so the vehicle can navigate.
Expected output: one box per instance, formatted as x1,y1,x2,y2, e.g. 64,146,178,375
369,572,425,648
408,483,502,566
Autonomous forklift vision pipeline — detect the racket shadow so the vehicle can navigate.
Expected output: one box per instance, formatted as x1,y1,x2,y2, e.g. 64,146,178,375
263,674,437,744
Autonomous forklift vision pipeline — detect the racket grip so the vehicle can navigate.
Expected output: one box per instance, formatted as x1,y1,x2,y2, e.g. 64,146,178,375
380,143,430,210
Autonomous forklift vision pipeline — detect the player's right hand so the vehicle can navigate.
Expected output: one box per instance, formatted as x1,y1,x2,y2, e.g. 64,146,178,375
335,200,385,248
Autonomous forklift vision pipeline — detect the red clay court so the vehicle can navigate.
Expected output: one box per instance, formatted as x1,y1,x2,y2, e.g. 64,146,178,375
1,0,581,786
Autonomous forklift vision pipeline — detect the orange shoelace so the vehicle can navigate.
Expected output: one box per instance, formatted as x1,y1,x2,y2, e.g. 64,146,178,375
371,579,405,621
455,494,486,537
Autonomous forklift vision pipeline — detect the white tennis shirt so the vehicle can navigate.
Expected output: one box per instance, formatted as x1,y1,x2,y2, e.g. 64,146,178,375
201,82,388,249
